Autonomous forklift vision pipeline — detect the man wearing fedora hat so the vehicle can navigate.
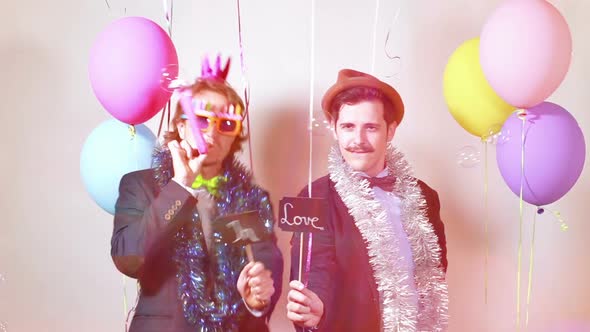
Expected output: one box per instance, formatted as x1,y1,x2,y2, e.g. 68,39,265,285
286,69,449,331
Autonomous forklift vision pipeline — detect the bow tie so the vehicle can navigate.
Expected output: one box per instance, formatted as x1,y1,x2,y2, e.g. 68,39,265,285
367,176,396,192
191,174,226,196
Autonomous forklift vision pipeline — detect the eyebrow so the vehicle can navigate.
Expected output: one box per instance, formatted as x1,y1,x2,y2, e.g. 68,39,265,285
338,122,381,126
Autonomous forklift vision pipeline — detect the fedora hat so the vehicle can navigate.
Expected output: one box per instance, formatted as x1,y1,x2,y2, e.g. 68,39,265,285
321,69,404,124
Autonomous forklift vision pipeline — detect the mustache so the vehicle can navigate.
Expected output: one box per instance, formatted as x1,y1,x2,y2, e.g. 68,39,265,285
344,144,375,153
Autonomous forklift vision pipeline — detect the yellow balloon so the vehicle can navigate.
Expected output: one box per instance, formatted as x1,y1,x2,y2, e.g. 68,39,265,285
443,38,515,138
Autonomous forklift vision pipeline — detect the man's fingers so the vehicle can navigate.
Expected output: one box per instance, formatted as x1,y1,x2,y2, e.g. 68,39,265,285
167,140,180,156
287,300,311,315
248,271,274,302
167,140,179,150
287,281,322,327
188,151,208,173
289,280,305,291
290,280,320,303
286,311,306,323
254,283,275,299
247,262,267,277
237,261,255,291
179,140,193,159
287,289,309,306
239,262,255,281
259,286,274,300
247,277,265,289
168,140,187,164
286,310,317,328
247,273,272,288
300,287,320,303
247,263,272,292
196,152,207,162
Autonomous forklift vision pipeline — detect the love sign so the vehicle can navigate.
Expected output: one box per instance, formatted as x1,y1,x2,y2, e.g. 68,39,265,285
278,197,327,233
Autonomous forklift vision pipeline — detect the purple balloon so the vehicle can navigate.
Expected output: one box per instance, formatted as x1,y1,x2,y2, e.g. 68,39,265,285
89,17,178,124
496,102,586,206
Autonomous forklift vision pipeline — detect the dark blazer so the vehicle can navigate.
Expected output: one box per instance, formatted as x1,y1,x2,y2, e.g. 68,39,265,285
290,175,447,332
111,169,283,332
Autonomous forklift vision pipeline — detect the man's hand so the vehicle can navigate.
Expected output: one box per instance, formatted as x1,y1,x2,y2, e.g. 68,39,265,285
287,280,324,328
167,140,207,187
237,262,275,311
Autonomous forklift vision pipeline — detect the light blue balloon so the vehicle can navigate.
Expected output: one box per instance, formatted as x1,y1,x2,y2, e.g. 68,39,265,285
80,119,156,215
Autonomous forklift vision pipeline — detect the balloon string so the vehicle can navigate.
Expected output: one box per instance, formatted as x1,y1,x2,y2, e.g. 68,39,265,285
167,102,171,132
162,0,174,37
523,205,568,328
124,126,136,331
370,0,380,74
307,0,315,198
516,109,526,330
299,0,316,289
125,281,141,332
383,5,402,79
483,139,489,305
125,130,140,332
236,0,250,113
236,0,254,174
123,276,128,332
157,105,167,139
105,0,127,15
128,125,136,139
157,0,174,140
525,211,537,327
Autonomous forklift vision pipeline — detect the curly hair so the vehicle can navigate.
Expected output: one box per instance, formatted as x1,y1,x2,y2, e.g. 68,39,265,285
162,79,247,158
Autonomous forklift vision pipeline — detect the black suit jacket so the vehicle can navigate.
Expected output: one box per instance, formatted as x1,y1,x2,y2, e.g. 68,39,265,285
290,175,447,332
111,169,283,332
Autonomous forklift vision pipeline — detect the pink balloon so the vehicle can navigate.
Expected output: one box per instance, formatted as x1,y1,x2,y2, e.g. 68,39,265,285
480,0,572,108
89,17,178,124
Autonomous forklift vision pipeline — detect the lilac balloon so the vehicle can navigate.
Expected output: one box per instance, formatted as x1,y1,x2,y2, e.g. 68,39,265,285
89,17,178,124
496,102,586,206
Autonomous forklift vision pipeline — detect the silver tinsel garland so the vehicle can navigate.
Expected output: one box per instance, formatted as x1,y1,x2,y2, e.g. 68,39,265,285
328,143,449,332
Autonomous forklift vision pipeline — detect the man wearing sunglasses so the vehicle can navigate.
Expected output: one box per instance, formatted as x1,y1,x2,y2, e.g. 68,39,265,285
110,56,283,332
286,69,448,331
